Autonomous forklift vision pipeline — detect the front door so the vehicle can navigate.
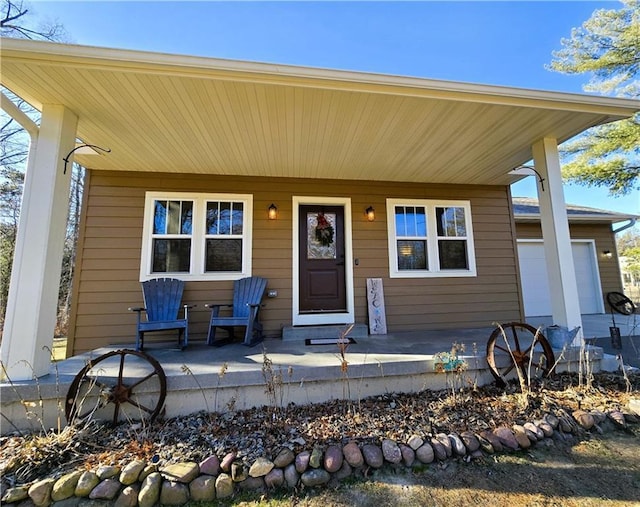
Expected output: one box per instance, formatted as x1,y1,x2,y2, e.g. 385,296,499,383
298,205,347,314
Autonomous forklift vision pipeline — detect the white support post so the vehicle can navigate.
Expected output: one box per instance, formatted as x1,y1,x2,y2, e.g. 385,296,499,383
1,104,78,380
532,138,584,345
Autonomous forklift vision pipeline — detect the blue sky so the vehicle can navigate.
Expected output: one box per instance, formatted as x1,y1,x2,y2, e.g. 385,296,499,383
31,0,639,217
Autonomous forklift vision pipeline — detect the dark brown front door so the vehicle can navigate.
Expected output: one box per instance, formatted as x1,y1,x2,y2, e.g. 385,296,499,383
299,205,347,313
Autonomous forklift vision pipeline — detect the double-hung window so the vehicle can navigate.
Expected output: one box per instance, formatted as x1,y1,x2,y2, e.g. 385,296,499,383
386,198,476,278
140,192,253,281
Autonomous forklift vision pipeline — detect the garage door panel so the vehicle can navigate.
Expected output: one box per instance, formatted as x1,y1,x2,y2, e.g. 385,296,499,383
518,242,603,317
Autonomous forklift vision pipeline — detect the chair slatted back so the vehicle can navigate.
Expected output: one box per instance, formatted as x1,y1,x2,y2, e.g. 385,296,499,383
142,278,185,322
232,277,267,318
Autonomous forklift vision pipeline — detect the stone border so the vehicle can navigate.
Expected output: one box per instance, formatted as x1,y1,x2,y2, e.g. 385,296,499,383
2,408,637,506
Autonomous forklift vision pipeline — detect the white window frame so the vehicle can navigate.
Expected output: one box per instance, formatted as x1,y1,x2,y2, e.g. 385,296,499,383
386,198,477,278
140,191,253,281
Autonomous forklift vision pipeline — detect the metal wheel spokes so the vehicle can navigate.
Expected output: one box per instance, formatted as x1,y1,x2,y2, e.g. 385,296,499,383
486,322,555,388
66,349,166,426
606,292,636,316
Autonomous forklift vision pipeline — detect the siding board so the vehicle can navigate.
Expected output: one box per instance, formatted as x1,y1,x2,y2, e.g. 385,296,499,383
69,171,523,353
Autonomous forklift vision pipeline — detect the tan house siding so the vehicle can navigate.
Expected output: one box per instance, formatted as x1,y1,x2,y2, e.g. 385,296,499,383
515,222,623,311
68,170,523,354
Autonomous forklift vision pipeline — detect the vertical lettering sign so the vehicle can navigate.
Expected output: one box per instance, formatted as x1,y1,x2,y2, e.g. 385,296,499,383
366,278,387,335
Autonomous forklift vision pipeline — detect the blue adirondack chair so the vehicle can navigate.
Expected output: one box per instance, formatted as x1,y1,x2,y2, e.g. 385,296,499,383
129,278,193,351
206,276,268,347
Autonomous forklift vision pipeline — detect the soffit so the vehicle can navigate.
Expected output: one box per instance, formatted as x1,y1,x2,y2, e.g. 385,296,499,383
2,39,638,185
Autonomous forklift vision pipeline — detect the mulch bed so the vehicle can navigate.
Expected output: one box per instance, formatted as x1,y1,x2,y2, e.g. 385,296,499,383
1,371,638,489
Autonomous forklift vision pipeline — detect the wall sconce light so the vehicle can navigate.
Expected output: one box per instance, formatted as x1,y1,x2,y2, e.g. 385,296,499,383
268,204,278,220
603,250,612,258
365,206,375,222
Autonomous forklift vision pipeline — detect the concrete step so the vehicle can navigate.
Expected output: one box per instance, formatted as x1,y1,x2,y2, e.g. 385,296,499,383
282,323,369,341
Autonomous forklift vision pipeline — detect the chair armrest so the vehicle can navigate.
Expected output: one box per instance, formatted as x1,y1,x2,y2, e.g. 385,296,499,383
128,307,146,313
183,304,196,319
205,304,233,309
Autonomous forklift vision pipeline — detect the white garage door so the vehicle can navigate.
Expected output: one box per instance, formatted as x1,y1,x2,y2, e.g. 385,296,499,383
517,241,603,317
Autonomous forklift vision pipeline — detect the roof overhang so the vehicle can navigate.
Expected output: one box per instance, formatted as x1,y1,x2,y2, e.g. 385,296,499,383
2,38,639,185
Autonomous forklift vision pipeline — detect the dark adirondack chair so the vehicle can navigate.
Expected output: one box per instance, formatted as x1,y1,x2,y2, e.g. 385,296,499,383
129,278,193,351
206,276,268,347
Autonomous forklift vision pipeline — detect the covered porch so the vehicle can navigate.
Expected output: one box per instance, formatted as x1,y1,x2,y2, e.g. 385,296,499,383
1,38,638,389
1,316,618,435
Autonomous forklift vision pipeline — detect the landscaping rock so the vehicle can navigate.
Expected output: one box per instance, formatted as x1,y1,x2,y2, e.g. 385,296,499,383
608,410,627,428
343,442,364,468
249,457,274,478
476,434,495,454
52,471,82,502
220,452,236,472
199,455,220,476
629,398,640,417
435,433,453,457
189,476,216,502
284,464,299,488
407,434,424,450
139,464,158,482
3,486,29,503
295,450,311,473
273,448,295,468
430,438,448,461
114,485,139,507
95,465,120,480
310,447,323,468
138,472,162,507
480,430,503,453
493,427,519,451
324,445,344,473
512,425,531,448
535,420,554,438
573,410,595,430
74,472,99,498
362,444,384,468
161,462,199,483
215,473,234,499
88,479,121,501
415,442,435,464
238,477,265,491
264,468,284,489
160,481,189,506
119,460,146,486
301,469,330,487
399,444,415,467
544,413,560,429
460,431,480,452
590,410,607,425
28,478,55,507
524,422,544,441
448,433,467,456
381,439,402,464
334,461,353,481
231,462,248,482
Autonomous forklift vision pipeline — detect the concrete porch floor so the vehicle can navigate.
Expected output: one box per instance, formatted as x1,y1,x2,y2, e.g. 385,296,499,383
1,314,637,434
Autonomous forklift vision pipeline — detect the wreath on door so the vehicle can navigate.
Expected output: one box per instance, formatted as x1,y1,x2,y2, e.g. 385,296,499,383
315,213,334,247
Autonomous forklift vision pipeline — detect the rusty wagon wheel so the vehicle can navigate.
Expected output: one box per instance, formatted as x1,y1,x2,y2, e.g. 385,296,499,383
486,322,555,388
65,349,166,426
606,291,636,316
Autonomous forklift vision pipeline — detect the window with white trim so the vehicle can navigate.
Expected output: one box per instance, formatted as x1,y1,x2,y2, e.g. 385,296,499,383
140,192,253,281
386,198,476,278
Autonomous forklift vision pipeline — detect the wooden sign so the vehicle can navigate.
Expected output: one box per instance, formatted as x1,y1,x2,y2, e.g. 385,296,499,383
366,278,387,335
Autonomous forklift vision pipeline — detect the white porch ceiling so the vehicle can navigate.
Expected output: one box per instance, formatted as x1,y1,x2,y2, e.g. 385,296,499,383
1,39,638,185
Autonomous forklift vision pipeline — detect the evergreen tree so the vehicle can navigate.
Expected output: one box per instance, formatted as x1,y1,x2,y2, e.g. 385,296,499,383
549,0,639,195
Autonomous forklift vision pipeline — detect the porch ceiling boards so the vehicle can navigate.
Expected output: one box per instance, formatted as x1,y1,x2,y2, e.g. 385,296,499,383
2,38,638,185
